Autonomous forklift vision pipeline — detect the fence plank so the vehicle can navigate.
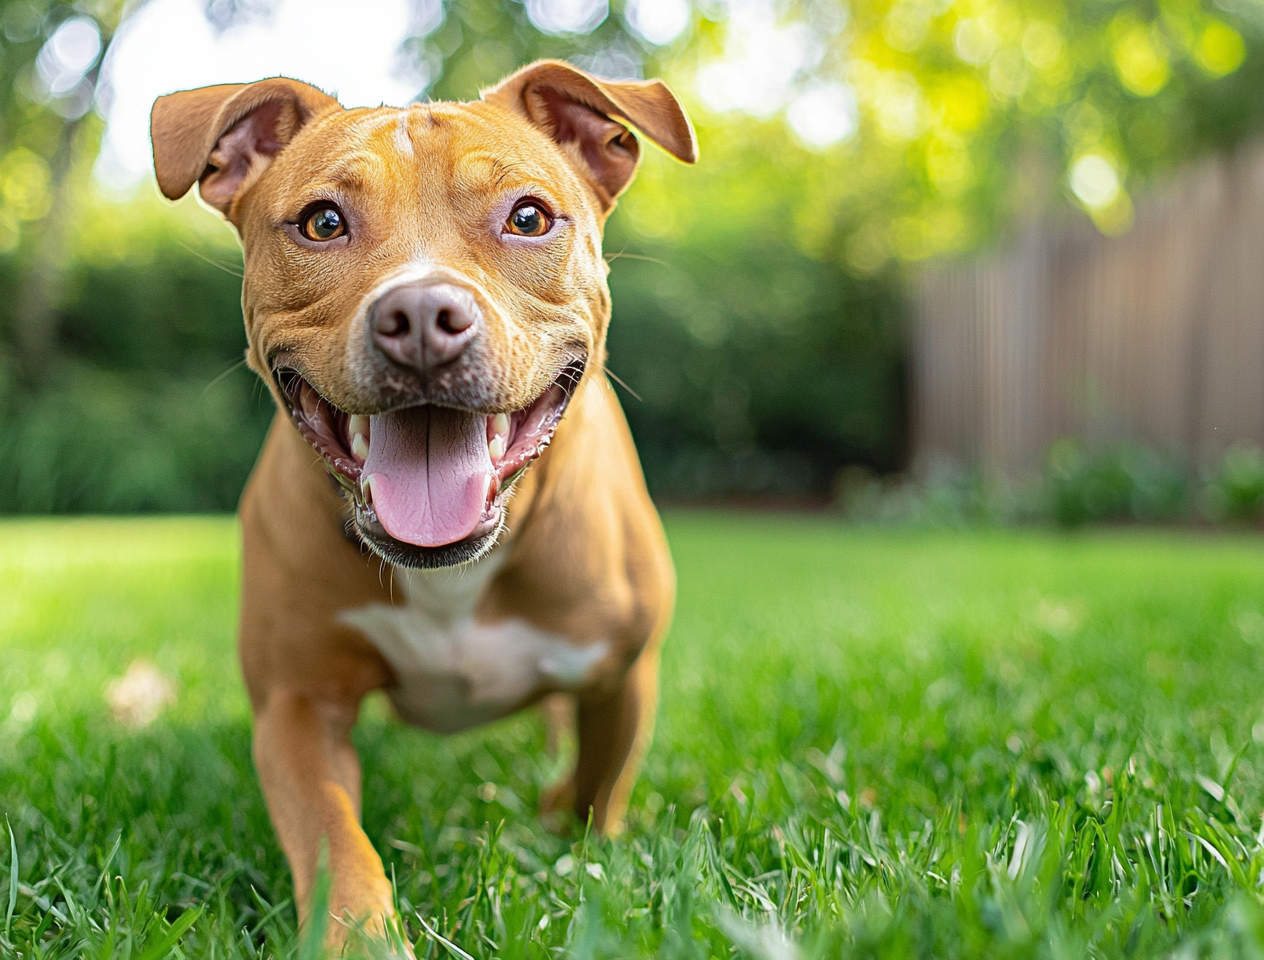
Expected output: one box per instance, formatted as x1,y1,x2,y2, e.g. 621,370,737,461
912,142,1264,477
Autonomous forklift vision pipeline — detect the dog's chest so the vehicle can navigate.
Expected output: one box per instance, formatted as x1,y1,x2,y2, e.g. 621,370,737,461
339,554,608,732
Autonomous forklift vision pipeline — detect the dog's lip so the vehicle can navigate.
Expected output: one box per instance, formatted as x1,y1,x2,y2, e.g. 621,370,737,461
275,367,364,482
275,358,585,557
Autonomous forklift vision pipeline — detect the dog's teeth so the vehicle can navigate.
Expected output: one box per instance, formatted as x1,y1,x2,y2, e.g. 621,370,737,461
489,415,510,463
348,415,369,437
351,432,369,461
362,473,377,503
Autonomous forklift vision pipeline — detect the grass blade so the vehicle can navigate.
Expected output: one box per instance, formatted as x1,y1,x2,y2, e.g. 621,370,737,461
5,816,16,942
415,913,477,960
297,842,332,960
136,905,203,960
90,833,122,903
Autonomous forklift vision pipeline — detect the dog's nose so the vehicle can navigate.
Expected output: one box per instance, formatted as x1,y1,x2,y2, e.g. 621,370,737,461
369,282,480,373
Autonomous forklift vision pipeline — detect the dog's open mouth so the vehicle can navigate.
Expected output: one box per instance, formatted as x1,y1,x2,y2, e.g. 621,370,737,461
276,359,584,566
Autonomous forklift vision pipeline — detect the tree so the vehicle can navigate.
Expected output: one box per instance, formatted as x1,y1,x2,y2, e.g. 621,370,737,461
1,0,132,382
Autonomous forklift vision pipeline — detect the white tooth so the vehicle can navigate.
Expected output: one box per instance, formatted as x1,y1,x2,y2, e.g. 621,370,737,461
348,415,369,437
362,473,377,503
492,413,510,436
489,435,505,461
351,432,369,461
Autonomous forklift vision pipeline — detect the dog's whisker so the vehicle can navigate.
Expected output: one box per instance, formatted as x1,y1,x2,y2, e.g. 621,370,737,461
202,358,249,395
176,240,245,277
603,365,642,402
604,249,668,267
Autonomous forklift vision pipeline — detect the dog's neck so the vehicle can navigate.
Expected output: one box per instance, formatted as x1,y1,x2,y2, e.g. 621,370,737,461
387,548,508,627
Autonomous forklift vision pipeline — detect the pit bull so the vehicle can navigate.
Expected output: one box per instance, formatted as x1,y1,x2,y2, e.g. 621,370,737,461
149,60,695,947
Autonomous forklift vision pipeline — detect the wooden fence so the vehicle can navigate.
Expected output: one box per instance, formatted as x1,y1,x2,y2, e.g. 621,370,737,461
912,142,1264,477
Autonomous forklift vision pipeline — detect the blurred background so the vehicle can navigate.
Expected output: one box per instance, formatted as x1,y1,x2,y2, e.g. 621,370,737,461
5,0,1264,525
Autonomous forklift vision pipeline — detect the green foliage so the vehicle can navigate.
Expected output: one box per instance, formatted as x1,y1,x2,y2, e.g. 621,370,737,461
604,137,907,497
6,0,1264,509
405,0,1264,263
839,440,1219,529
1044,438,1191,527
837,440,1264,530
0,195,272,512
841,440,1264,530
0,0,126,253
0,363,271,511
606,246,904,496
418,0,648,102
835,461,1012,526
11,518,1264,956
0,181,906,508
1205,443,1264,523
769,0,1264,254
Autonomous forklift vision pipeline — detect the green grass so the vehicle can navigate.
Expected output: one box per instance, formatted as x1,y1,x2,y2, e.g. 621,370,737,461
6,516,1264,958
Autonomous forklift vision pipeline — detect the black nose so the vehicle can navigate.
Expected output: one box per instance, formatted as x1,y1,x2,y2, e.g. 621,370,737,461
369,282,480,374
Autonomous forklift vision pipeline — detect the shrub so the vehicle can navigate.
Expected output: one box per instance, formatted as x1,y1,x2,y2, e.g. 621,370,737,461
834,460,1015,527
1203,442,1264,522
1044,439,1191,528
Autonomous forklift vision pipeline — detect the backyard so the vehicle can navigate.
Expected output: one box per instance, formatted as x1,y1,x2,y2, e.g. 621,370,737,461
4,515,1264,957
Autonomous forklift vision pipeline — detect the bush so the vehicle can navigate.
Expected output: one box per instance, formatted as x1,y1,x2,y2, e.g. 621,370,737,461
0,206,274,513
835,441,1205,529
834,461,1014,527
1044,439,1191,528
606,241,906,501
1203,442,1264,522
0,185,910,512
0,362,271,512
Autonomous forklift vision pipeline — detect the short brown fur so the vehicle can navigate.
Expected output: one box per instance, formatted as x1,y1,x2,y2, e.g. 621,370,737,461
151,61,694,951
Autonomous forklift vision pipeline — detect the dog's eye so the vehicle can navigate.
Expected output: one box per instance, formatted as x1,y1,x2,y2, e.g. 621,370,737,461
506,202,552,238
301,206,345,241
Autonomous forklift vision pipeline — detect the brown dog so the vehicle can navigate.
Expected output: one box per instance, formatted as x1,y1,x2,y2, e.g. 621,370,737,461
149,61,695,947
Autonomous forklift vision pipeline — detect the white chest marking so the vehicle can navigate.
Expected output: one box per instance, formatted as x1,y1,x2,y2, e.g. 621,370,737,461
339,553,608,733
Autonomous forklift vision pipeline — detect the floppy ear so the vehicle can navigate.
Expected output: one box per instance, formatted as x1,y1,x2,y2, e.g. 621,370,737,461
150,77,341,221
482,60,697,211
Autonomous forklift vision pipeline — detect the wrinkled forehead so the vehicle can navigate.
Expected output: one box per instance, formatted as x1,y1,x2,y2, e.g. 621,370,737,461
260,101,590,219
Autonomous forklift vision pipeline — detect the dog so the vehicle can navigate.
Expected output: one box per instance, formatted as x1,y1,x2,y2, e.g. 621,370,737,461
148,61,695,947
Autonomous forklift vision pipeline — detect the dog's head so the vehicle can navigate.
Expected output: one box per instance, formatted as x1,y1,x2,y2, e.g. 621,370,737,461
151,61,695,568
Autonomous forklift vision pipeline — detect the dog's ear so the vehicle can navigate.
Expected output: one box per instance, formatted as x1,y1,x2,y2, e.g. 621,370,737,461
151,77,341,220
482,60,697,211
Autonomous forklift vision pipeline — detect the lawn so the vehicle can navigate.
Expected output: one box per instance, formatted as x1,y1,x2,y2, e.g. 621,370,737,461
4,516,1264,958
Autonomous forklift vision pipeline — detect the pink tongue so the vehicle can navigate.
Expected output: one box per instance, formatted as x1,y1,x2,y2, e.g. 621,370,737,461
364,406,492,547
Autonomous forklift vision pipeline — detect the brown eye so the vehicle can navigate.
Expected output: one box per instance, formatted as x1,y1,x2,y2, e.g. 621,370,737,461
301,205,345,241
506,202,551,237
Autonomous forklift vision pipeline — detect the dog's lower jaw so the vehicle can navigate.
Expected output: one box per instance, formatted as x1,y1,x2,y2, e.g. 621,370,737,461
346,461,512,569
353,511,507,569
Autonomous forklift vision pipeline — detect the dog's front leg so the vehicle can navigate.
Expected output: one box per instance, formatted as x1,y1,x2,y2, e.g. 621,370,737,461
253,689,396,948
550,647,661,836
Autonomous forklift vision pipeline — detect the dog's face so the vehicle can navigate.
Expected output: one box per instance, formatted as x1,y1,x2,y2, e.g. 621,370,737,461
151,62,695,568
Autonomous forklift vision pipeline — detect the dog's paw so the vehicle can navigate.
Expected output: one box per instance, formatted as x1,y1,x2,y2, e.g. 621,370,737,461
321,900,415,959
539,777,577,834
539,776,575,812
329,912,416,960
